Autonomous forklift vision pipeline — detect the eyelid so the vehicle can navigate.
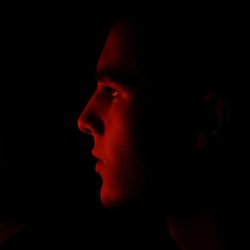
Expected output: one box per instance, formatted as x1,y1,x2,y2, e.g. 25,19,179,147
98,81,119,97
103,86,118,97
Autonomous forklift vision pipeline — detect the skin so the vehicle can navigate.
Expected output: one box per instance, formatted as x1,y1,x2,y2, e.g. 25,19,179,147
78,20,150,208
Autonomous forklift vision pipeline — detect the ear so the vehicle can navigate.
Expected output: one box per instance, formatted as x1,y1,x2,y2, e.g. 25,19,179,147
195,92,230,151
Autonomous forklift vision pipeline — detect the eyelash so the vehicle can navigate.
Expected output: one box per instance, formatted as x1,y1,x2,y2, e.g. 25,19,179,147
103,86,118,97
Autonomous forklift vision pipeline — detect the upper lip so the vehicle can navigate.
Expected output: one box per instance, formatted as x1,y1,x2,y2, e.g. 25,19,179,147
92,151,102,162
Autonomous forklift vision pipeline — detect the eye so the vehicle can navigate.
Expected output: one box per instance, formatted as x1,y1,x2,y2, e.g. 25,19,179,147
103,86,118,97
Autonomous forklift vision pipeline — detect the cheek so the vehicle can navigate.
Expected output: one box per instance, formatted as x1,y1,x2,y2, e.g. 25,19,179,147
105,108,143,164
103,96,146,167
105,99,139,142
99,98,149,205
103,115,146,185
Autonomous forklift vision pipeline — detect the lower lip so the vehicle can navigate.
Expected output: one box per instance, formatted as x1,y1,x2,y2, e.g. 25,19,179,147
95,160,104,173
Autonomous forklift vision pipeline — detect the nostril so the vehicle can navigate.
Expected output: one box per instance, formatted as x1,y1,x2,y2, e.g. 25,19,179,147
81,127,92,135
78,119,92,135
77,112,104,136
77,118,87,133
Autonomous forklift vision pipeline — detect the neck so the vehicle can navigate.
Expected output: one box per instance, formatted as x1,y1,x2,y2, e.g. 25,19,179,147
167,210,224,250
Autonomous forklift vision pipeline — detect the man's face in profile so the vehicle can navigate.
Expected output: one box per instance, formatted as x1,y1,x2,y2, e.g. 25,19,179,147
78,20,150,208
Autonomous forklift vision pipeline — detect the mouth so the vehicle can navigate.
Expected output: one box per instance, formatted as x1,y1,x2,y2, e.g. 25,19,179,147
95,159,104,173
92,153,104,173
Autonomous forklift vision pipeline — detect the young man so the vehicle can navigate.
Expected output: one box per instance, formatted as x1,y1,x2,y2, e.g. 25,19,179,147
78,14,247,249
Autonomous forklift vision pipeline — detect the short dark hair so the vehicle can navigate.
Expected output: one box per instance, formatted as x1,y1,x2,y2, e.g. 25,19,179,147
108,12,248,211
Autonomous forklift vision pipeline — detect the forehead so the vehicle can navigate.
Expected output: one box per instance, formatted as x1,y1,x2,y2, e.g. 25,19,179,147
96,20,140,75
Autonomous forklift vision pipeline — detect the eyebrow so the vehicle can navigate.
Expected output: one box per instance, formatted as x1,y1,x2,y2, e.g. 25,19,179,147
96,69,139,87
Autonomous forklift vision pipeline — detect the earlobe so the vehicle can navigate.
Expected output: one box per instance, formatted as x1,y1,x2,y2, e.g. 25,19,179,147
195,92,230,151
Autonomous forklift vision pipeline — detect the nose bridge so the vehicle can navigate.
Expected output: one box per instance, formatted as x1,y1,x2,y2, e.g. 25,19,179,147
77,93,104,135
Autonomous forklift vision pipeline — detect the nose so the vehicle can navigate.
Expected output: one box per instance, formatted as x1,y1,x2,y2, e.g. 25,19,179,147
77,96,104,136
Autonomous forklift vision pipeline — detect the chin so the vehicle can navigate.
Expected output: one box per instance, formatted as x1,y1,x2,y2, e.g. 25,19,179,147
100,186,125,209
100,183,145,209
